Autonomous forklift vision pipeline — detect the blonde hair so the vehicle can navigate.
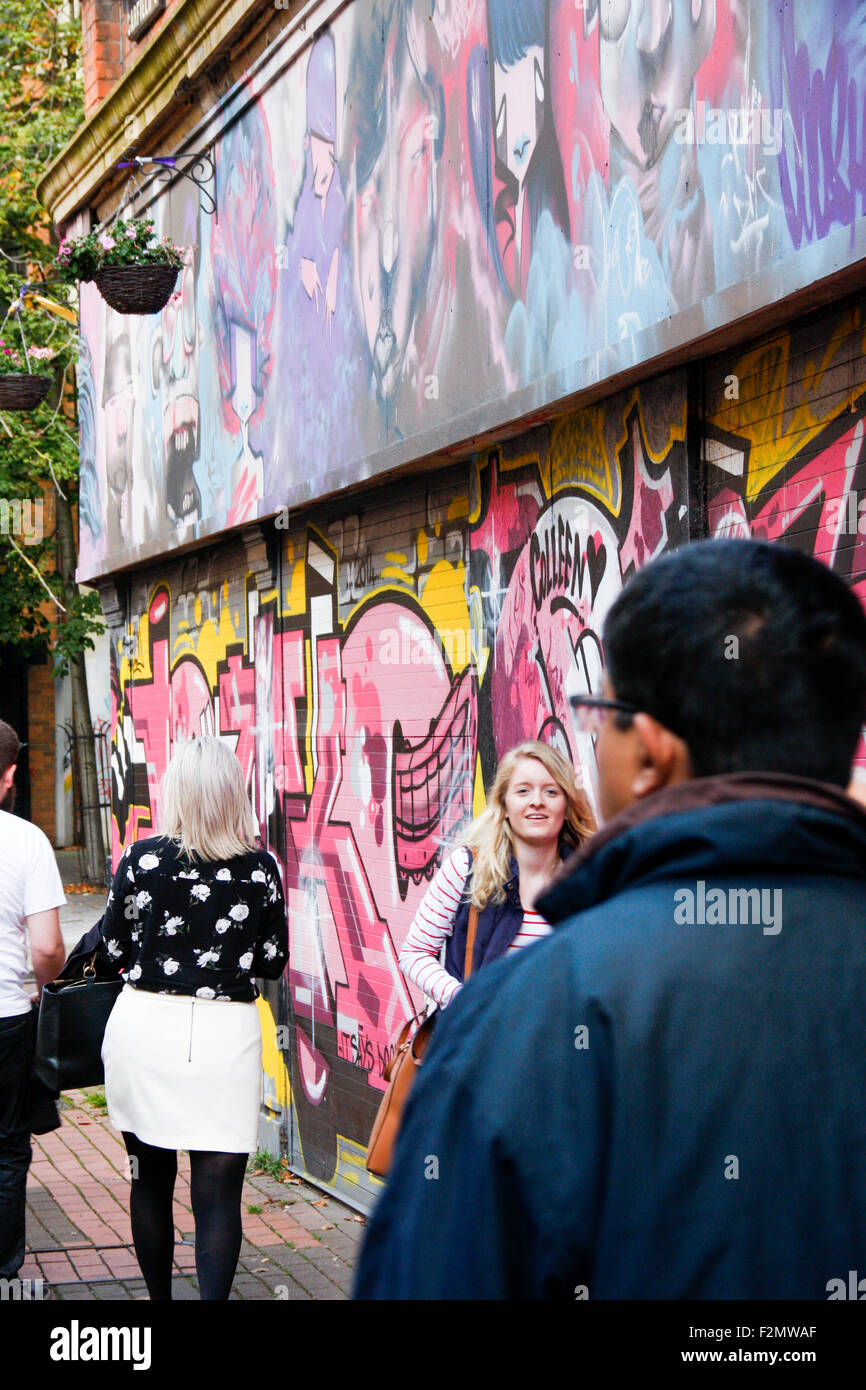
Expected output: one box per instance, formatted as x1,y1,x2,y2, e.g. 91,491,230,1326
460,740,595,908
159,737,259,862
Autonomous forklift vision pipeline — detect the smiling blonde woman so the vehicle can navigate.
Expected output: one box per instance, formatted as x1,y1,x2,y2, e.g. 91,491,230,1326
399,740,595,1008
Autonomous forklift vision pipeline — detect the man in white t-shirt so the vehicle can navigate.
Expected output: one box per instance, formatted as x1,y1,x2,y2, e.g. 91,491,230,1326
0,719,66,1279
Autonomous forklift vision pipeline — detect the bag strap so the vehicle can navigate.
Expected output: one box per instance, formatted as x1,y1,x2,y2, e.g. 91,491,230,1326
464,904,479,981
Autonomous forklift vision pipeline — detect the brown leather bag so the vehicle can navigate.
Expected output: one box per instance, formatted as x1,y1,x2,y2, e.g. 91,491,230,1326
365,904,478,1177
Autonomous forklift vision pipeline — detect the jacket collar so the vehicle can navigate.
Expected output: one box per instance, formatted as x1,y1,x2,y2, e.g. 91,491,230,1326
538,772,866,924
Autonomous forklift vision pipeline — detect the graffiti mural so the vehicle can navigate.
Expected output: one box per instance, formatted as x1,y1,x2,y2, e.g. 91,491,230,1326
705,302,866,768
105,378,688,1200
77,0,866,580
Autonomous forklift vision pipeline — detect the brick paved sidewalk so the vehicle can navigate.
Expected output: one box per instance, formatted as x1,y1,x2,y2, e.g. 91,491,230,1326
20,1091,363,1301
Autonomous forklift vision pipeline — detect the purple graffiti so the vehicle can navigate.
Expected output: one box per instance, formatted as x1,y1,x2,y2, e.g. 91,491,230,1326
772,12,866,249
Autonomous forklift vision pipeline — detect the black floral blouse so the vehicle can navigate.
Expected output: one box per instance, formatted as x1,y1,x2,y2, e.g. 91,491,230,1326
99,835,289,1002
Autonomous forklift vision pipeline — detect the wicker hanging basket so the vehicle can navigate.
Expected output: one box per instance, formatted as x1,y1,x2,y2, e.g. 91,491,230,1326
94,264,180,315
0,374,51,410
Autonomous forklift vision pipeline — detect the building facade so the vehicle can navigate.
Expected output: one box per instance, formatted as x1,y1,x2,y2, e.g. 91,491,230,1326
42,0,866,1207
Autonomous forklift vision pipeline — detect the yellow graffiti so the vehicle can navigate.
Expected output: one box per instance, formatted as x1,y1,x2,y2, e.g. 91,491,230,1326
551,408,618,511
172,581,246,688
419,559,471,673
257,996,289,1112
472,753,486,818
711,309,866,499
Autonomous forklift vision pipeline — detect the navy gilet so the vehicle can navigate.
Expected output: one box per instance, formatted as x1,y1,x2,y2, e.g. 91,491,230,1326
443,852,524,983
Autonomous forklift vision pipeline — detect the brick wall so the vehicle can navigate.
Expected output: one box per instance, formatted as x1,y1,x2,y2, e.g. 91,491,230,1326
81,0,123,116
27,660,56,844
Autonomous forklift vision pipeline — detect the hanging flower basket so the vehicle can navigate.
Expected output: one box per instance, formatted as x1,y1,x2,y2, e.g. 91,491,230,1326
53,218,186,317
0,374,51,410
94,264,180,315
0,341,54,411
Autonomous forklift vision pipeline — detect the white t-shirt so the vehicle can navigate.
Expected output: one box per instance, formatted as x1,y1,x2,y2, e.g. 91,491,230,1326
0,809,66,1017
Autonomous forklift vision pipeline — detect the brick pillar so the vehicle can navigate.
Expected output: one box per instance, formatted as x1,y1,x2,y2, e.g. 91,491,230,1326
27,662,57,844
81,0,123,116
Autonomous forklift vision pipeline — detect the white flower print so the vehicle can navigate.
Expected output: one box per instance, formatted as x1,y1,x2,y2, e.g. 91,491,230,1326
128,963,142,982
196,987,216,999
135,891,152,911
107,889,114,906
130,928,141,945
126,865,135,883
229,903,249,922
262,940,277,960
104,938,122,959
251,868,267,884
162,959,179,976
267,877,280,903
177,869,200,879
216,868,232,881
214,918,231,934
139,853,160,870
238,951,254,970
162,916,184,935
194,947,221,968
217,994,232,1001
190,883,211,902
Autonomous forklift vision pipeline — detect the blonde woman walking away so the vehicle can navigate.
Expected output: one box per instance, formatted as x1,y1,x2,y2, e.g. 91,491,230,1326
99,738,288,1300
399,740,594,1007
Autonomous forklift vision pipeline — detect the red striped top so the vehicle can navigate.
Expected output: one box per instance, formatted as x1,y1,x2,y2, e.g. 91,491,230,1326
398,846,551,1008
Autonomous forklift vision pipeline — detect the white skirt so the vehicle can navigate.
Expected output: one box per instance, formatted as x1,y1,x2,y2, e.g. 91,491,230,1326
102,984,262,1153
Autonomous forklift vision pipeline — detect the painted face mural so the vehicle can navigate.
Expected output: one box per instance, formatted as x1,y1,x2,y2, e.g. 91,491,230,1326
469,0,570,301
593,0,715,170
346,0,441,404
102,319,135,555
211,102,278,524
150,188,202,527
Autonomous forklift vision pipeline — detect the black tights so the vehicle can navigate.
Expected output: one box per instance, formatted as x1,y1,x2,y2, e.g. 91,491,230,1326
122,1133,248,1301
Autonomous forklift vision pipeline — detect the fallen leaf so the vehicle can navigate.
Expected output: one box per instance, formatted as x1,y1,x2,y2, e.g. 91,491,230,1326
320,1224,334,1231
311,1200,327,1207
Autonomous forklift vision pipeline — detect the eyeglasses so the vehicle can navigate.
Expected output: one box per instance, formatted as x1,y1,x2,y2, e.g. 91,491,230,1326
568,695,638,737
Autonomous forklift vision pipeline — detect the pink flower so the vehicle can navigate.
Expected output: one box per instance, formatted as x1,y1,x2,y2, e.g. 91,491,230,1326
125,225,138,238
99,233,116,251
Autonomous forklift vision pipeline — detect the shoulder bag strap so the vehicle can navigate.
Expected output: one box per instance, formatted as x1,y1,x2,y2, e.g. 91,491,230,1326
464,904,479,981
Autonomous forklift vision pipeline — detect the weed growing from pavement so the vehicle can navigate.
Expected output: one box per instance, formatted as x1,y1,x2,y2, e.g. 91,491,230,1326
248,1149,286,1180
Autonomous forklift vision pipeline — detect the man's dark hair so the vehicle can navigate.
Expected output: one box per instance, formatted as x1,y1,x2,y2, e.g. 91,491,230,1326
603,538,866,785
0,719,21,779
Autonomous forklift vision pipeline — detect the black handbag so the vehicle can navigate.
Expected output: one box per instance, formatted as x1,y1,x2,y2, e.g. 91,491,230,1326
31,952,123,1094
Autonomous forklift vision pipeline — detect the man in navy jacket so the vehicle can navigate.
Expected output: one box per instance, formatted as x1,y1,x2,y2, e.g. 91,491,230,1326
355,538,866,1298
